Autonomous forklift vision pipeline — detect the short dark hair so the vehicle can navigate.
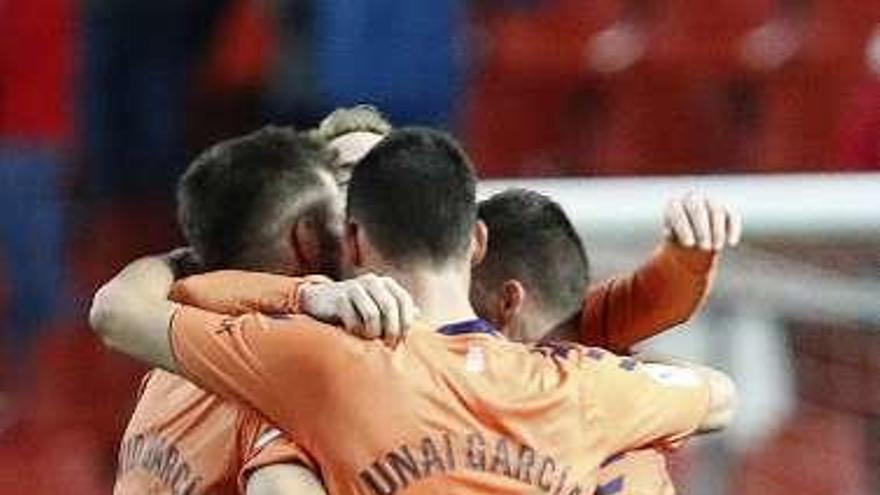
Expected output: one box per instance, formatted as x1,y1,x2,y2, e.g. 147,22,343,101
177,125,334,269
474,189,590,318
347,127,478,266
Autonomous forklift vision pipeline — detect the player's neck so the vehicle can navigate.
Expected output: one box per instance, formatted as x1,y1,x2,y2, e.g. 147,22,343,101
379,264,478,328
514,310,564,343
537,312,580,343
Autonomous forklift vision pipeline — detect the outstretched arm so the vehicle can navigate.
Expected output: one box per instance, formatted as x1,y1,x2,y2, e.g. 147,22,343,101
580,194,741,352
90,253,417,370
172,271,416,345
584,348,737,455
89,254,181,371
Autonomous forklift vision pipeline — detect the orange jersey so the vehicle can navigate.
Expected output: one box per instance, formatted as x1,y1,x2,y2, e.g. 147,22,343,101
115,369,314,495
579,244,716,495
595,450,675,495
168,274,712,495
114,272,322,495
169,261,714,495
581,243,718,354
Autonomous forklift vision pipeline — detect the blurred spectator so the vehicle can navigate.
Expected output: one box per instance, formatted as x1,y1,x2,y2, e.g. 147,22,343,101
0,0,73,371
82,0,227,200
463,0,622,176
837,25,880,170
747,0,878,172
261,0,322,125
463,0,772,176
188,0,278,153
310,0,465,126
464,0,880,176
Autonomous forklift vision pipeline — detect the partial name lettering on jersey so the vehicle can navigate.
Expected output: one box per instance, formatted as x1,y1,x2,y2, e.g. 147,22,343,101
358,431,588,495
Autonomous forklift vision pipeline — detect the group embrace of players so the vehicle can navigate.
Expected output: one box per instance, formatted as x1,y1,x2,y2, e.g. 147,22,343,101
89,105,743,495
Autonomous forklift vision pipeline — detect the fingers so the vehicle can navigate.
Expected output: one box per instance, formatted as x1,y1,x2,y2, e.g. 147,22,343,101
299,273,417,347
347,282,383,339
707,197,727,250
684,194,712,250
336,297,362,335
348,274,418,347
726,208,743,247
664,198,696,247
360,275,402,347
664,193,743,251
383,276,417,339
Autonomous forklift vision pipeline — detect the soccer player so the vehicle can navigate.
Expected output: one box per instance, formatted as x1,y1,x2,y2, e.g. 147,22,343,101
91,127,737,494
472,189,740,494
140,104,732,495
314,106,733,353
112,127,341,494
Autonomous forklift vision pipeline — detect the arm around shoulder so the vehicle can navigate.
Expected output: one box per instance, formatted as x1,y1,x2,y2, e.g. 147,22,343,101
89,255,180,372
639,357,737,434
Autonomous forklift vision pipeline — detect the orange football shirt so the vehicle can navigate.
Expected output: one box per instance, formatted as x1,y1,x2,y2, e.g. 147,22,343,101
114,273,323,494
114,369,315,494
577,243,716,495
169,300,712,495
582,242,717,354
164,243,716,495
594,449,675,495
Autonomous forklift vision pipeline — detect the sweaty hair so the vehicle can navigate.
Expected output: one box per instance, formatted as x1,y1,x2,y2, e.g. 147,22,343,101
474,189,590,318
347,127,478,266
177,125,334,269
309,104,392,143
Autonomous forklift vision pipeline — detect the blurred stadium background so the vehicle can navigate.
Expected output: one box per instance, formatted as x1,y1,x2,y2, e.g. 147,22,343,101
0,0,877,493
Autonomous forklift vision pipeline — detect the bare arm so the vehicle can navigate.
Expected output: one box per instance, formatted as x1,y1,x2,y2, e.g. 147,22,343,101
89,255,179,371
247,464,328,495
89,253,417,370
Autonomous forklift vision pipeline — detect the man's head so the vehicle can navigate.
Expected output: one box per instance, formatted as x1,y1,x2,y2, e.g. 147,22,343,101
471,189,590,342
177,126,343,277
345,127,485,276
309,105,392,190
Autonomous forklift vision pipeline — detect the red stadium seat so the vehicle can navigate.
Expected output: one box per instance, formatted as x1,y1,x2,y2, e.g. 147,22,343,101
570,0,773,175
0,321,148,494
749,0,879,172
463,0,621,176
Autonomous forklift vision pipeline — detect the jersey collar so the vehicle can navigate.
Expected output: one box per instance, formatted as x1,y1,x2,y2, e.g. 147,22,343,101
437,318,499,337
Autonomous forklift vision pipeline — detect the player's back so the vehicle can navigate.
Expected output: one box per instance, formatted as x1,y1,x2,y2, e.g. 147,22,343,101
282,320,710,495
171,309,713,495
115,370,258,494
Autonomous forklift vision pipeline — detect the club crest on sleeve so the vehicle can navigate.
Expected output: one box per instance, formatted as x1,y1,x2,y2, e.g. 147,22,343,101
642,363,701,387
215,317,237,335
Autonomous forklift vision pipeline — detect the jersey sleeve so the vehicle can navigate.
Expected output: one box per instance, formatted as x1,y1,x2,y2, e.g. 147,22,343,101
578,349,712,454
169,304,364,441
168,270,330,316
580,243,718,353
237,418,319,493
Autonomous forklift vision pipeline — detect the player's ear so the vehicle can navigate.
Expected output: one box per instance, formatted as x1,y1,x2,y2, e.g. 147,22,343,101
497,279,525,329
291,214,321,272
344,220,364,269
471,220,488,267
